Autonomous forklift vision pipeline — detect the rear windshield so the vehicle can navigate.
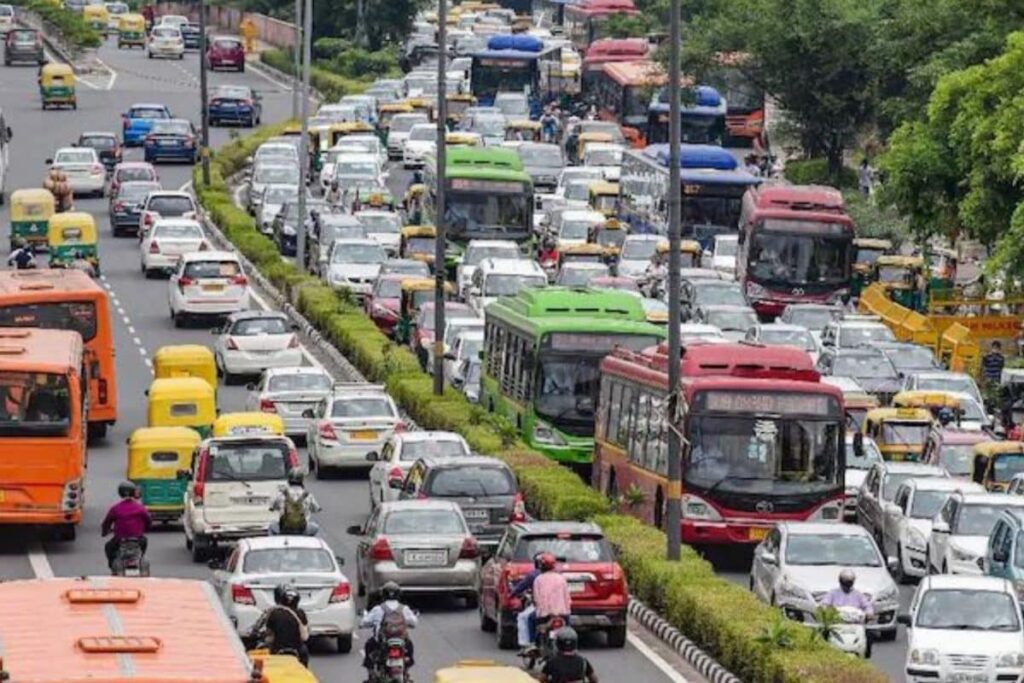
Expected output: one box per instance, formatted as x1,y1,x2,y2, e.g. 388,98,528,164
213,38,241,49
231,317,288,336
117,183,159,202
427,465,515,496
0,302,97,342
401,439,468,461
80,136,117,149
204,440,289,481
242,547,335,573
268,373,331,392
129,107,170,119
184,260,241,279
148,195,193,215
153,222,202,240
11,30,37,42
151,121,191,136
117,166,155,182
383,509,466,534
513,535,612,562
330,397,395,418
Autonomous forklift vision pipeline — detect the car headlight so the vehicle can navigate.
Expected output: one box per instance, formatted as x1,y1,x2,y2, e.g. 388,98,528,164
746,281,766,299
874,584,898,603
906,528,927,551
809,501,841,521
681,494,722,521
777,581,811,603
952,545,977,563
997,652,1024,668
910,648,940,666
532,422,567,446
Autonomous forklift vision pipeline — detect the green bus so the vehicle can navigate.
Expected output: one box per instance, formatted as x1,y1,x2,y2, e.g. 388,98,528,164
422,147,534,269
482,287,666,467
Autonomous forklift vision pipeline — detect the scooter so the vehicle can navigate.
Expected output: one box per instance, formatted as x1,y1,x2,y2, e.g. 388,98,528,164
818,605,870,658
111,537,150,577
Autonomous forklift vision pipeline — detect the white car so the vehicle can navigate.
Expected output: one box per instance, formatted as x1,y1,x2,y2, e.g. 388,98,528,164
581,142,624,182
140,218,206,276
555,261,609,288
254,142,301,167
214,311,303,383
902,370,985,408
886,478,985,582
617,234,661,279
467,257,547,316
354,210,402,256
245,367,334,438
367,431,471,507
258,183,300,235
744,323,820,363
749,522,900,640
821,318,896,348
857,461,949,546
843,432,882,521
322,238,386,295
386,113,429,159
429,316,483,375
139,191,198,238
168,251,251,326
456,239,520,297
444,327,483,387
711,234,737,277
0,4,14,34
553,209,605,249
147,25,185,59
402,123,436,168
694,304,758,342
928,491,1024,575
49,147,105,197
900,575,1024,683
306,384,403,477
211,535,356,653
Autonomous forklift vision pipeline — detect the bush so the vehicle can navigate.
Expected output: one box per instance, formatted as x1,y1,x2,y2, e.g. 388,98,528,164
313,37,353,60
783,158,857,189
260,48,371,101
23,0,102,49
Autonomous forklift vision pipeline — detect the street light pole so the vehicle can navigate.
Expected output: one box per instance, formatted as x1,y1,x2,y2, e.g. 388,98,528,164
665,0,682,561
432,0,448,396
291,0,301,119
295,0,312,270
198,0,210,186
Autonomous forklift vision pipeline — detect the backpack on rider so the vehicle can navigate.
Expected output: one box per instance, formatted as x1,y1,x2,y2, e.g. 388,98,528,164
278,487,309,535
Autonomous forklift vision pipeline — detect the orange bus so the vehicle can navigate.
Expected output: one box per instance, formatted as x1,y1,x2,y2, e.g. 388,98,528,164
0,577,256,683
0,328,87,540
592,59,665,147
0,269,117,439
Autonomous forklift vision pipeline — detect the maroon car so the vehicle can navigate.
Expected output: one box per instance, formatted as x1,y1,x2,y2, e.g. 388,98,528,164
364,274,405,337
206,35,244,72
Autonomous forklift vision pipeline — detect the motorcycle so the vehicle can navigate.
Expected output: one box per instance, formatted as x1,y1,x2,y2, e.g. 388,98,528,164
517,595,569,672
111,537,149,577
364,609,413,683
816,605,870,658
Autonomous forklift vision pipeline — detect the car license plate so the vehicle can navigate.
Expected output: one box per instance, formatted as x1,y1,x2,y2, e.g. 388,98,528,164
569,582,586,594
404,550,446,567
748,527,768,541
951,675,987,683
463,509,488,520
202,284,224,292
350,430,377,440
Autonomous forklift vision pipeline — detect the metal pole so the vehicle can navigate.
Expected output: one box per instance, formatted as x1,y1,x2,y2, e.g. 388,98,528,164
665,0,682,561
291,0,301,119
432,0,448,396
295,0,312,269
198,0,210,186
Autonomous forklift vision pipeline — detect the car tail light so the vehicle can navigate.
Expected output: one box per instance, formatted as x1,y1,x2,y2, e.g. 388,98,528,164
230,274,248,286
415,490,428,500
225,336,238,351
459,537,479,559
121,114,128,129
287,335,299,349
184,135,195,148
142,212,155,228
286,448,300,469
369,536,393,561
193,448,209,502
149,240,160,253
329,582,351,603
177,276,194,293
259,398,276,413
98,379,108,405
91,163,104,174
394,421,406,433
318,421,338,441
113,201,125,212
509,493,526,522
231,584,256,605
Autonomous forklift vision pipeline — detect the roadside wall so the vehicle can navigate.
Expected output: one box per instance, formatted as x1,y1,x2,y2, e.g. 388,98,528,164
152,1,296,49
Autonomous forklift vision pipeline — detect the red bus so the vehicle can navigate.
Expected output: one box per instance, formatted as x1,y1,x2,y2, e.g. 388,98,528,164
565,0,639,54
592,60,664,147
593,342,846,543
737,185,855,318
709,52,767,151
581,37,648,94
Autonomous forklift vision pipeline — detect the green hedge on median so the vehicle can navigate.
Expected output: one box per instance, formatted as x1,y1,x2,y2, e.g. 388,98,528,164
259,47,370,102
196,126,889,683
14,0,102,50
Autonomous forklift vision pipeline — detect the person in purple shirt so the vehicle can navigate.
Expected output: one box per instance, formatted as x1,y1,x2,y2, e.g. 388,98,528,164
101,481,152,570
820,569,874,615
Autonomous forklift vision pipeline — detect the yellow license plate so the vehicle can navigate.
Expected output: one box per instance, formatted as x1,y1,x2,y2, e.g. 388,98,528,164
202,284,224,292
351,430,377,440
748,527,768,541
0,490,5,502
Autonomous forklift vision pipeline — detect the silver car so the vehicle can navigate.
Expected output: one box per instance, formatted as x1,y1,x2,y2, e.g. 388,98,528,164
349,500,480,604
245,367,334,438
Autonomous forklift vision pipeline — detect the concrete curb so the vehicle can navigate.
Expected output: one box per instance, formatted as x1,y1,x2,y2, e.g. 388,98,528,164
628,599,742,683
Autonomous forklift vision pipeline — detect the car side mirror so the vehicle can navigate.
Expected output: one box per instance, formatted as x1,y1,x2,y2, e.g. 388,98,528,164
994,548,1009,564
5,127,11,141
896,614,912,626
886,556,899,573
760,551,777,566
365,451,379,462
932,521,950,534
290,323,300,331
302,409,315,418
346,524,364,536
45,158,53,165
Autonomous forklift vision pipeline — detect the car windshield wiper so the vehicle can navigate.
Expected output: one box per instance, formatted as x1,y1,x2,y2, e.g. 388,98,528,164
702,475,767,496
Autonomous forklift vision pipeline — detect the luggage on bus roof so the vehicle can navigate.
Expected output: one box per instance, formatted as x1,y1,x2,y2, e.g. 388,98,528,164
487,34,543,52
644,143,737,171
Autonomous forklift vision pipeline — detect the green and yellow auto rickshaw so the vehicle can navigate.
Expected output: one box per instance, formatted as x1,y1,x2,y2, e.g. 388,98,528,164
852,237,892,297
82,3,109,31
116,13,146,48
39,63,76,110
400,225,438,268
9,188,55,250
47,212,99,274
146,377,217,438
872,255,926,310
126,426,202,522
589,218,628,263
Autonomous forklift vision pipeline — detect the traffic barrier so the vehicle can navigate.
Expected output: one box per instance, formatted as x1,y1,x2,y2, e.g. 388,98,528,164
193,125,890,683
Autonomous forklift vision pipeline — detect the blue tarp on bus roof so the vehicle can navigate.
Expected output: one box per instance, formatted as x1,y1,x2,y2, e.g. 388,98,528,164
649,85,726,114
487,34,544,52
679,167,763,186
644,144,739,171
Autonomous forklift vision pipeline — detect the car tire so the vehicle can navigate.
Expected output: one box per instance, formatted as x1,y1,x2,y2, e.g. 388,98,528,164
357,580,366,597
463,592,479,609
239,63,245,73
191,535,209,562
606,625,627,648
894,544,908,584
87,422,107,441
496,609,516,650
479,598,496,632
336,634,352,654
173,311,185,328
143,267,154,279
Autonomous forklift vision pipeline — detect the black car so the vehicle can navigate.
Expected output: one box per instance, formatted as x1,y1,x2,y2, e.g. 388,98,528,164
272,198,326,256
77,131,122,171
109,180,160,236
180,23,202,49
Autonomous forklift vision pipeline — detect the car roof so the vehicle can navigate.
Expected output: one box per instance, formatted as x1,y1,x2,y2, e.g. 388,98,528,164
331,384,389,398
466,239,518,247
880,462,946,475
379,500,464,515
478,258,543,274
702,304,755,312
418,454,508,468
905,478,981,493
837,320,888,328
912,370,972,380
79,131,117,138
394,431,465,443
780,521,870,537
959,492,1024,506
758,323,810,333
561,209,605,220
510,521,603,535
821,376,864,392
240,535,330,552
263,366,329,377
835,346,885,357
226,310,287,322
919,574,1014,593
148,190,191,198
181,250,237,262
332,238,382,247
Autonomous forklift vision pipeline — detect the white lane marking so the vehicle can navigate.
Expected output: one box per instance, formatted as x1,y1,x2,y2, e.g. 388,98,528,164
127,325,135,334
245,60,294,89
28,543,55,579
627,632,689,683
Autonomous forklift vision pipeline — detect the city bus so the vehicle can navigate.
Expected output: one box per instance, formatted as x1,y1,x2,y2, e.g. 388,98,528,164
592,59,663,146
580,37,648,95
646,84,727,145
593,342,846,539
0,328,87,540
737,184,855,317
469,34,563,116
618,143,761,249
709,52,768,151
422,146,534,263
0,269,117,439
481,287,665,467
564,0,638,53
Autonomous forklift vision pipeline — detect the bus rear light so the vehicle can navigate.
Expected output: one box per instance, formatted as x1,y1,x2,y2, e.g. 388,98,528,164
98,379,108,404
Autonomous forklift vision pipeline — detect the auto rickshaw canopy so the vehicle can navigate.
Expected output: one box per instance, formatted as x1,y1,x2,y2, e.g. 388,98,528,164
9,188,55,221
126,426,202,480
40,62,75,84
434,660,536,683
145,377,217,436
972,441,1024,491
47,212,97,246
153,344,217,389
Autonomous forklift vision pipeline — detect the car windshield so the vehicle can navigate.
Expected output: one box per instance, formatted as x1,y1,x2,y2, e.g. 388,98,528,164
333,243,386,264
129,107,169,119
916,376,978,398
464,244,519,265
845,438,882,470
993,454,1024,483
263,187,297,205
418,306,474,332
151,121,191,136
955,504,1005,536
716,239,738,257
383,508,466,534
149,196,193,215
255,166,299,184
242,548,335,573
268,373,331,392
884,346,936,371
57,150,95,164
183,260,240,278
391,115,429,133
117,183,159,202
513,535,613,562
484,273,546,297
80,136,116,149
401,439,469,461
937,444,975,476
785,307,838,331
473,116,506,136
357,214,400,233
694,282,746,307
374,279,402,298
564,182,591,201
331,397,395,418
559,265,608,287
152,27,178,37
428,465,514,496
586,149,622,166
256,147,296,162
206,441,288,482
760,328,816,351
784,534,881,567
213,38,240,50
560,219,599,241
0,372,70,436
231,317,289,336
916,589,1020,631
154,223,202,240
881,421,930,445
910,490,951,519
835,354,897,379
705,309,757,332
621,239,659,260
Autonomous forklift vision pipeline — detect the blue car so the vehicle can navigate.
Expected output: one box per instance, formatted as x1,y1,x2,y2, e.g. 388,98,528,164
122,103,172,146
208,85,262,127
143,118,198,164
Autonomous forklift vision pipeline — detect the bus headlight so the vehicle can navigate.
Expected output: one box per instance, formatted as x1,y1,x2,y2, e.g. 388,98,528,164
682,494,722,521
745,281,766,299
532,422,567,446
810,501,841,521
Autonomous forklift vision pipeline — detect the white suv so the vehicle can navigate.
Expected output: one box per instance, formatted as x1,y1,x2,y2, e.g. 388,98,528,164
168,251,250,326
927,491,1024,575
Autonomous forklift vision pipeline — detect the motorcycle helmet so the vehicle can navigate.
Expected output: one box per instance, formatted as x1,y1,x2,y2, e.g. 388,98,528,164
117,481,136,499
554,627,578,654
839,568,856,592
380,581,401,602
287,467,305,486
283,587,300,610
273,584,291,605
536,552,557,572
937,407,955,426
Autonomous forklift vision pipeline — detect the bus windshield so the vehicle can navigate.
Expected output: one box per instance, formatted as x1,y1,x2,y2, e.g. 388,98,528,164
472,62,534,99
446,189,531,240
749,225,851,287
0,371,71,436
0,302,97,342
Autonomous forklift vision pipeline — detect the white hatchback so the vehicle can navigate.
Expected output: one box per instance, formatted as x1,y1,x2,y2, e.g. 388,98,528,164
168,251,250,326
148,25,185,59
367,431,471,508
140,218,206,276
213,311,303,383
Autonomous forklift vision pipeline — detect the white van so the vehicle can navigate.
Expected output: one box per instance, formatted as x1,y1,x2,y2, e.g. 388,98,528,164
468,257,547,316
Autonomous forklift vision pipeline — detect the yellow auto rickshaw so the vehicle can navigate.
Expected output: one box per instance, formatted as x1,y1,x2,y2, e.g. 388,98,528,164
249,650,319,683
652,238,703,269
852,238,893,297
862,407,934,462
126,426,202,522
435,660,535,683
971,441,1024,492
82,3,109,31
400,225,437,267
328,121,375,147
116,13,146,48
558,242,606,268
47,212,98,274
872,255,926,310
446,93,477,128
928,246,958,298
587,181,620,218
146,377,217,438
212,411,286,438
446,131,481,148
404,98,434,121
39,63,76,110
153,344,217,390
893,390,963,424
505,120,542,142
575,131,614,163
9,188,55,250
377,102,414,137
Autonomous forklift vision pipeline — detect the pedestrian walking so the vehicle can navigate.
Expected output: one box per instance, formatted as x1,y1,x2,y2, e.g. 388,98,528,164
858,158,873,197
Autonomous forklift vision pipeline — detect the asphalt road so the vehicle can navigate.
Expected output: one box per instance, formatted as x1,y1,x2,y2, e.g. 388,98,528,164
0,36,699,683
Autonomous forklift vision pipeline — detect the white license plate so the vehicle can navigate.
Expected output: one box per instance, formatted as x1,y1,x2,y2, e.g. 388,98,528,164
950,675,987,683
233,496,269,505
569,582,586,594
463,509,488,520
404,550,446,567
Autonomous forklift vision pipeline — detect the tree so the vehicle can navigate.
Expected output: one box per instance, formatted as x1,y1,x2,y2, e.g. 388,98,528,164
599,13,653,39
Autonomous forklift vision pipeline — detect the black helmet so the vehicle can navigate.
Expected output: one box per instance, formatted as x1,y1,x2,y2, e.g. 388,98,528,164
554,627,578,654
380,581,401,602
283,587,300,609
117,481,136,499
287,467,305,486
273,584,292,605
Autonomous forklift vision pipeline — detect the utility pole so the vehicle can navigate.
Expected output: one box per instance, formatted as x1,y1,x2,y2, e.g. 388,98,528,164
291,0,301,119
665,0,682,561
432,0,448,396
198,0,210,186
295,0,312,269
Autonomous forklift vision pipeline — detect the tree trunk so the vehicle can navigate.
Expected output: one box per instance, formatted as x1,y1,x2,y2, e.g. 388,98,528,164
826,133,844,188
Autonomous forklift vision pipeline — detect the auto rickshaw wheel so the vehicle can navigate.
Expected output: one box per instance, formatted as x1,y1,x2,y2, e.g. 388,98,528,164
87,422,107,442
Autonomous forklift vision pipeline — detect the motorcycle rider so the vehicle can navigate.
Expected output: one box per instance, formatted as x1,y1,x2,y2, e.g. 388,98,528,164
529,552,572,652
101,481,152,571
361,581,418,674
540,628,598,683
538,236,559,269
937,407,956,428
511,552,548,653
252,585,310,666
326,179,344,207
269,467,321,535
7,239,35,270
820,569,874,617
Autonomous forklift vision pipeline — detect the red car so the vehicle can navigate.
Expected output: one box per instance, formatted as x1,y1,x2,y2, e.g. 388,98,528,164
109,161,159,196
206,35,245,72
478,521,628,650
364,274,405,337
